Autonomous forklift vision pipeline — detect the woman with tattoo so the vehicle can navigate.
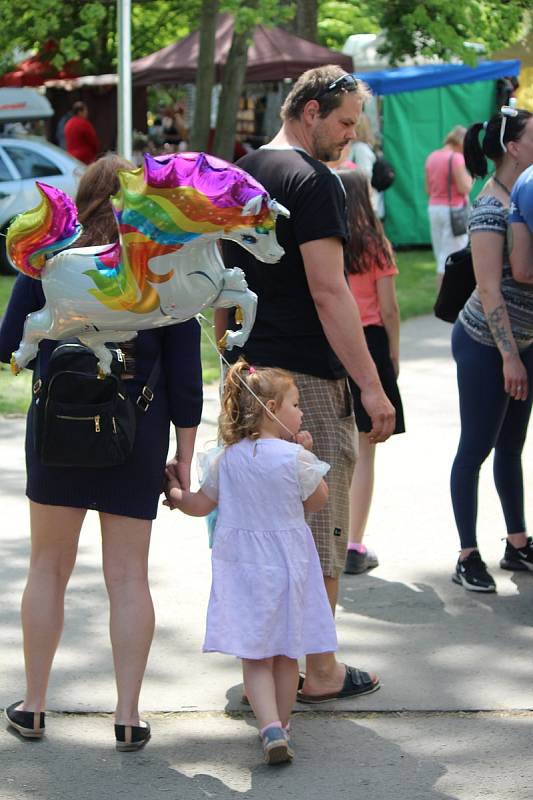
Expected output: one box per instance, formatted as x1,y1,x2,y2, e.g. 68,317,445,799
450,106,533,593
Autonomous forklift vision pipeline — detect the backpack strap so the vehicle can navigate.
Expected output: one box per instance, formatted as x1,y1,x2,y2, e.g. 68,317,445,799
135,354,161,413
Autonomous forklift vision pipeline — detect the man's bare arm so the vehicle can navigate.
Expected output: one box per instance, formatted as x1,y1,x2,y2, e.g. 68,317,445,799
300,237,395,442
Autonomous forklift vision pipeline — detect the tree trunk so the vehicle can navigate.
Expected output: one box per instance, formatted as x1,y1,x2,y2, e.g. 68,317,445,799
295,0,318,43
212,7,258,162
190,0,219,152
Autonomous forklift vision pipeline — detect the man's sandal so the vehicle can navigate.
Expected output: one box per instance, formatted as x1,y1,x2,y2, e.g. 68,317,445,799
297,665,380,704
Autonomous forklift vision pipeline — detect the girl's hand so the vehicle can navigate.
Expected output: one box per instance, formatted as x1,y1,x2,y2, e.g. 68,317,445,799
295,430,314,451
503,353,528,401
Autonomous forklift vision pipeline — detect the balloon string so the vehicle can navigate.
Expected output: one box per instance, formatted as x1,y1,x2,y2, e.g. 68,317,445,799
197,313,296,440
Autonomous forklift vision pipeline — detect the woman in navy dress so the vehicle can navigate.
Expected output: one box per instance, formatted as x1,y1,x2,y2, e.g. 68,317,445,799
0,155,203,750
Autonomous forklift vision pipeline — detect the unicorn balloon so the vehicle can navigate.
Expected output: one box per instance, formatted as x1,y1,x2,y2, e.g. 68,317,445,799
8,152,289,375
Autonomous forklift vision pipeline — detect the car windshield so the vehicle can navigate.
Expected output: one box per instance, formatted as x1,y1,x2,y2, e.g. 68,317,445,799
4,145,62,179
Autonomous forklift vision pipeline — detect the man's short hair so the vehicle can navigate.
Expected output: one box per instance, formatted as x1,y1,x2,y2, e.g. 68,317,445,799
280,65,370,122
72,101,87,116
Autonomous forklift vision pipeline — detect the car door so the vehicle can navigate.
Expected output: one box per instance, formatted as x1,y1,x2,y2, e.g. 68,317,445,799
0,141,79,273
0,146,32,231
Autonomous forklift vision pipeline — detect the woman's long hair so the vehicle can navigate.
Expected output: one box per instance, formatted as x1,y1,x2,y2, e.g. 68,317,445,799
463,108,532,179
220,359,295,445
74,154,134,247
338,169,394,275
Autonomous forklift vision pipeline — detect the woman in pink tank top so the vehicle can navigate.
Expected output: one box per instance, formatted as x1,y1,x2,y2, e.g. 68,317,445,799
425,126,473,287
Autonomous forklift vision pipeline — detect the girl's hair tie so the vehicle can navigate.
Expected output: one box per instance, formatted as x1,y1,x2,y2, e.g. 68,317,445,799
483,121,488,130
248,366,256,374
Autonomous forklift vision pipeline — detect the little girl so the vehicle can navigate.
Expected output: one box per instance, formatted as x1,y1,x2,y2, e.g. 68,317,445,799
338,170,406,574
165,360,336,765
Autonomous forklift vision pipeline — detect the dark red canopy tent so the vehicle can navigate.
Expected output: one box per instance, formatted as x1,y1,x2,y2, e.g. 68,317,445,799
0,42,78,87
132,14,353,85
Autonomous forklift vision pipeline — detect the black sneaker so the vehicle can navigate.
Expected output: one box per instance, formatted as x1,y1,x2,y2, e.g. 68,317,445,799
452,551,496,592
500,537,533,572
344,549,369,574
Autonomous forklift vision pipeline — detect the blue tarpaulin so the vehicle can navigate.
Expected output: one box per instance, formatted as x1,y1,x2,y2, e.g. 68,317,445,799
357,60,521,96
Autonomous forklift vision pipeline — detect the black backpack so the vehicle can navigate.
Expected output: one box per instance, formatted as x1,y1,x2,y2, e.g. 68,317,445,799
32,342,159,468
371,156,396,192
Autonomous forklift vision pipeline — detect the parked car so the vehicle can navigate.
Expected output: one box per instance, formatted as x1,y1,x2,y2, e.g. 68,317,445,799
0,136,85,274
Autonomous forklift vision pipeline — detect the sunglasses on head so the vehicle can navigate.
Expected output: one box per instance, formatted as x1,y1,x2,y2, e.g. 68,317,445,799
499,105,518,152
316,73,358,100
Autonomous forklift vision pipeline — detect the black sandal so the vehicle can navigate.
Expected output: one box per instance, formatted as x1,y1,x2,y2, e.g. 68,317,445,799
5,701,45,738
115,721,151,752
297,665,380,704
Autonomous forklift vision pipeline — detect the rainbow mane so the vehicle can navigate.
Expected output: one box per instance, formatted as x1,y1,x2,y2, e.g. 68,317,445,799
7,183,81,278
84,152,276,314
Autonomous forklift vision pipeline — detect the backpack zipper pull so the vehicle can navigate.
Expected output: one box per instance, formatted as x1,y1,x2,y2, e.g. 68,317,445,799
112,417,117,434
95,415,101,433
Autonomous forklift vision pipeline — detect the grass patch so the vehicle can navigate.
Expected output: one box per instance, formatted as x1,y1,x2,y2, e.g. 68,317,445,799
0,249,437,415
0,275,15,313
395,247,437,321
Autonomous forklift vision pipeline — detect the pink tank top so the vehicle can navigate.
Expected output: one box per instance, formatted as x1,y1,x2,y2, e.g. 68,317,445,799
425,148,467,207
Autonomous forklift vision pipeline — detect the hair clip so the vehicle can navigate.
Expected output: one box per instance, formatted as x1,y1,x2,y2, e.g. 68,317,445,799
248,366,256,374
499,105,519,152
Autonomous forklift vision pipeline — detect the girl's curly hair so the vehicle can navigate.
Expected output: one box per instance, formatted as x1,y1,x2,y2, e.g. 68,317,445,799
219,359,295,445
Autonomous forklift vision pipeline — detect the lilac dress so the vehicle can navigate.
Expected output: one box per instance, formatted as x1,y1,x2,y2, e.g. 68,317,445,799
199,437,338,660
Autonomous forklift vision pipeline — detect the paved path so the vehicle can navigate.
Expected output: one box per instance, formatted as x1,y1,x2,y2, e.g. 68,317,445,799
1,315,533,799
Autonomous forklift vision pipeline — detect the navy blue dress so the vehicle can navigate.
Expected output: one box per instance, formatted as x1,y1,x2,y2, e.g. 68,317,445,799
0,275,203,520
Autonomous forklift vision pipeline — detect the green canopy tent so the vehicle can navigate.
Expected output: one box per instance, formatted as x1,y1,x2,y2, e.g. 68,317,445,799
361,60,521,245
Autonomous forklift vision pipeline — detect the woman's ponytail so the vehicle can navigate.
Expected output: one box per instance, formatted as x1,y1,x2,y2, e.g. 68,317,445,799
463,122,487,179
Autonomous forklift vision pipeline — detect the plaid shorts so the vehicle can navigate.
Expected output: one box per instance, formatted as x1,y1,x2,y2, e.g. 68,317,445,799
292,372,358,578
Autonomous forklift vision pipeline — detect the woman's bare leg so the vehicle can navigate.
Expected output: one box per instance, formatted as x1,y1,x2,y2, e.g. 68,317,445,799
100,513,154,726
20,501,85,711
272,656,299,727
348,433,376,545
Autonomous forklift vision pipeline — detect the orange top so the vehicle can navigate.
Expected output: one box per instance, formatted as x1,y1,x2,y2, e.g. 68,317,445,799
348,244,398,327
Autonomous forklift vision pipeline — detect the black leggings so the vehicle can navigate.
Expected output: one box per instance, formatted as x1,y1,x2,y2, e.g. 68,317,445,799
450,321,533,549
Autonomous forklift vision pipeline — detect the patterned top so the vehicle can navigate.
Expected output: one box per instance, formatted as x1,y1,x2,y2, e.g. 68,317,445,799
459,195,533,350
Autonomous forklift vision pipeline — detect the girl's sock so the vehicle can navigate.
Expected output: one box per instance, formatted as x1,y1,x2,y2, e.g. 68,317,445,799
260,720,283,736
347,542,366,554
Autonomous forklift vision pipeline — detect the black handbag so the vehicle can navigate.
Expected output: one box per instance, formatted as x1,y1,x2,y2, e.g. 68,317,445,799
434,246,476,323
448,154,469,236
32,342,160,468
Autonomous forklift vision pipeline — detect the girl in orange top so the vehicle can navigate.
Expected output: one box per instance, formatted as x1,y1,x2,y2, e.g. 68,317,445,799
338,170,405,574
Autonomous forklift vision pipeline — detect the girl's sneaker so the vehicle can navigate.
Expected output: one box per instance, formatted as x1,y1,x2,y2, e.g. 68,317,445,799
283,724,295,759
261,726,292,765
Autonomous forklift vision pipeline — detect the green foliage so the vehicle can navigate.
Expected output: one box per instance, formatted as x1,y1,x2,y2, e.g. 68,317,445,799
223,0,294,34
0,0,528,77
375,0,530,66
0,0,199,76
318,0,378,51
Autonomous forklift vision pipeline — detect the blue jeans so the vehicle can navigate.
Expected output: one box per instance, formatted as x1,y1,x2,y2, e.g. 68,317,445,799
450,321,533,549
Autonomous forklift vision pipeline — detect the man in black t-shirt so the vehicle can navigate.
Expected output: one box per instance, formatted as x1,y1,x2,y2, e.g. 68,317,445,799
219,66,395,704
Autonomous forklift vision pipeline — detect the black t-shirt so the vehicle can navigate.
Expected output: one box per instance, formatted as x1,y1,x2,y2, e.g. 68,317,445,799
222,147,348,379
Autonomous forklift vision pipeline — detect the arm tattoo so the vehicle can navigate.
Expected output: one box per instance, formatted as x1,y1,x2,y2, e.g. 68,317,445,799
487,304,514,353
